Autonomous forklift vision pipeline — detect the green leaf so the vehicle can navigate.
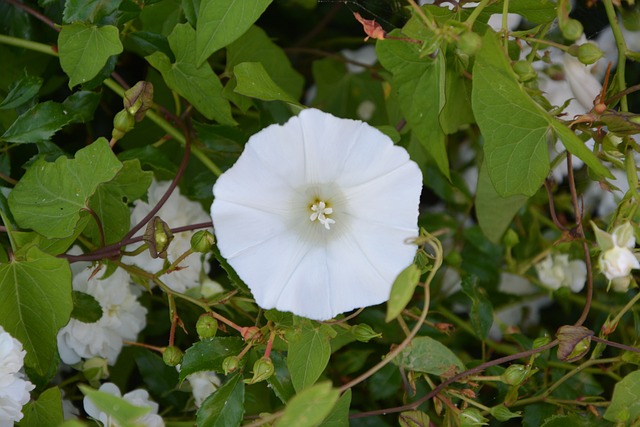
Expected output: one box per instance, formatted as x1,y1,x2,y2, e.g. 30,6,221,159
195,0,272,66
1,101,76,143
540,414,600,427
386,264,421,322
276,381,340,427
85,159,153,245
58,23,123,88
287,321,334,392
11,220,89,256
197,373,245,427
180,337,245,381
146,23,235,125
267,351,296,403
460,275,493,339
472,30,549,197
233,62,301,105
0,70,42,110
226,26,304,101
80,384,150,427
211,245,251,294
62,0,121,25
62,90,102,123
399,411,430,427
440,56,474,134
482,0,556,25
476,158,528,243
8,139,122,239
71,290,102,323
18,387,64,427
550,119,613,179
0,247,72,376
394,336,465,376
604,370,640,423
377,34,449,180
317,389,351,427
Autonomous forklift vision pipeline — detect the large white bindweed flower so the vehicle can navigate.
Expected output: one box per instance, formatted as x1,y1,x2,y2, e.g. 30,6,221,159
0,326,34,427
211,108,422,321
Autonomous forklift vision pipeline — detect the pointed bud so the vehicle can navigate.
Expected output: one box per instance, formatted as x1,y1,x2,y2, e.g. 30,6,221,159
577,42,604,65
143,216,174,259
351,324,382,342
196,315,218,339
556,325,593,362
560,19,583,41
513,61,537,82
124,81,154,122
82,357,109,385
112,110,135,140
245,358,275,384
459,408,489,426
501,364,529,386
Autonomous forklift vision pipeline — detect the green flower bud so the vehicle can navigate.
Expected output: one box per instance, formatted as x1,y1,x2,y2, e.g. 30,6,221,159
457,32,482,56
162,346,184,367
577,42,604,65
124,81,154,122
512,60,537,82
245,357,275,384
560,18,583,41
196,315,218,339
501,364,529,386
351,323,382,342
490,404,522,422
112,110,136,140
82,357,109,384
143,216,174,259
459,408,489,426
191,230,215,253
222,356,240,375
502,229,519,247
556,325,593,362
532,335,550,349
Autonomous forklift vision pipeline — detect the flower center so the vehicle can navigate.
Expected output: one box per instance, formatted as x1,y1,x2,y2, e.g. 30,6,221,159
309,200,335,230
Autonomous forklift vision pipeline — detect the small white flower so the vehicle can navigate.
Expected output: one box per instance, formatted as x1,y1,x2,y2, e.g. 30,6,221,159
83,383,164,427
57,268,147,365
211,109,422,320
0,327,34,427
129,179,212,293
535,254,587,293
594,222,640,291
185,370,221,408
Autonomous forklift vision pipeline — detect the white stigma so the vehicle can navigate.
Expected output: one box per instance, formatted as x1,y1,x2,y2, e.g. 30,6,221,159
309,201,335,230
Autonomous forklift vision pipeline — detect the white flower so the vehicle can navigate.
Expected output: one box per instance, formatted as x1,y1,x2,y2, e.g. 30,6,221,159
211,109,422,320
83,383,164,427
128,179,212,293
0,327,34,427
535,254,587,293
57,268,147,365
185,370,221,408
0,327,26,377
594,222,640,291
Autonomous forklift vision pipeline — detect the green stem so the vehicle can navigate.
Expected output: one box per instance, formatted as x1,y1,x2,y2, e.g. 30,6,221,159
0,34,57,56
465,0,493,29
603,0,629,112
609,291,640,331
405,0,437,32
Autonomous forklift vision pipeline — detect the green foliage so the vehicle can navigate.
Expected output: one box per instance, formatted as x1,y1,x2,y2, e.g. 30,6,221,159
0,247,72,376
233,62,301,105
276,382,340,427
80,384,151,426
394,336,465,376
197,373,245,427
18,387,64,427
386,263,422,322
460,275,494,339
604,370,640,423
179,337,245,381
286,320,335,392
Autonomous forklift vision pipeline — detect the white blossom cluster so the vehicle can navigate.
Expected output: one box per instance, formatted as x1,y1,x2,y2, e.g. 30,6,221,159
83,382,164,427
57,267,147,365
128,179,212,294
535,254,587,293
0,326,34,426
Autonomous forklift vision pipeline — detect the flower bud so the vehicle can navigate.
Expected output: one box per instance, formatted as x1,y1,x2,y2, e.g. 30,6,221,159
459,408,489,426
351,324,382,342
560,18,583,41
502,229,519,247
112,110,135,140
457,32,482,56
222,356,240,375
532,335,550,349
82,357,109,384
242,326,261,343
490,404,522,422
196,315,218,339
399,410,430,427
556,325,593,362
512,61,537,82
163,346,184,367
501,364,528,386
245,357,275,384
191,230,215,253
576,42,604,65
124,81,154,122
143,216,174,259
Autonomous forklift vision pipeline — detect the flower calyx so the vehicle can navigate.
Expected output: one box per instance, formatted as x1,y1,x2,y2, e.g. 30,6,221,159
143,216,174,259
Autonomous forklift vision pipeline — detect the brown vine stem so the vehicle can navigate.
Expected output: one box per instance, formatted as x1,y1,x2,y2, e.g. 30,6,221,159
5,0,58,32
590,336,640,354
544,179,568,231
350,339,560,419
